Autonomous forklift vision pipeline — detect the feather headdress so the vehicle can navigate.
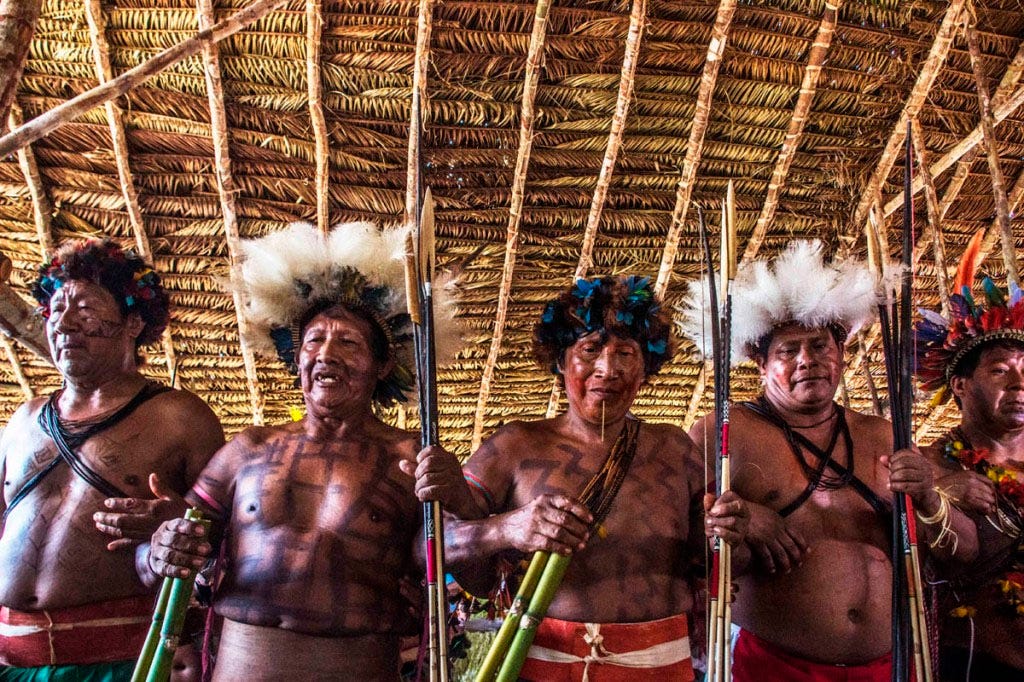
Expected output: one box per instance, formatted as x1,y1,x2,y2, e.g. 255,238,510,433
677,240,882,364
231,220,462,406
914,229,1024,404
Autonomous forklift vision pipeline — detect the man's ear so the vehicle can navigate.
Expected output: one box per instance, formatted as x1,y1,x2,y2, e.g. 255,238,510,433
950,374,966,402
378,356,396,381
125,312,145,341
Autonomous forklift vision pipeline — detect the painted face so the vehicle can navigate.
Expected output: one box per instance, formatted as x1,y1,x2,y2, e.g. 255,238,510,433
297,305,389,418
46,280,137,376
757,323,843,416
561,331,646,427
953,345,1024,432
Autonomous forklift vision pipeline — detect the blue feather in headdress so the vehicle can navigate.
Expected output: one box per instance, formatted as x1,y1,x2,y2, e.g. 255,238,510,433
949,293,974,321
982,277,1006,308
1011,281,1024,307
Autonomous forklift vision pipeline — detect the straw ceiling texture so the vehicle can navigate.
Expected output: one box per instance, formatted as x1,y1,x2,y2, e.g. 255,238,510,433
1,0,1023,454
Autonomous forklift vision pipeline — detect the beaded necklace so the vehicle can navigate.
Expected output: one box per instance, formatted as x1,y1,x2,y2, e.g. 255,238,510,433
941,428,1024,618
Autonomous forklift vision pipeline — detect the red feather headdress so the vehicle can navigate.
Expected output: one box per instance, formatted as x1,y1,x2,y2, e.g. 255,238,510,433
914,230,1024,403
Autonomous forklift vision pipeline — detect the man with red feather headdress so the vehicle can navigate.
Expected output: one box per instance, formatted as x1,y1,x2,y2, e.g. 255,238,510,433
915,230,1024,680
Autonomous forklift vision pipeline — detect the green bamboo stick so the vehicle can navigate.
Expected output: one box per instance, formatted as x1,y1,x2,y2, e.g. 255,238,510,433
146,509,209,682
494,552,572,682
131,576,173,682
474,551,550,682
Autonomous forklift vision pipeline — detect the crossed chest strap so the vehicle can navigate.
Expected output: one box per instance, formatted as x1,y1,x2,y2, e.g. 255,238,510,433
2,382,170,523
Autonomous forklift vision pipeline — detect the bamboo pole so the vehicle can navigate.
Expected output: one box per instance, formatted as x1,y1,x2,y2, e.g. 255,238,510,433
0,275,50,361
847,0,965,249
306,0,329,235
545,0,647,415
908,118,950,314
0,0,290,158
653,0,736,300
0,0,42,125
196,0,265,425
84,0,180,387
965,22,1019,287
8,103,52,259
470,0,551,451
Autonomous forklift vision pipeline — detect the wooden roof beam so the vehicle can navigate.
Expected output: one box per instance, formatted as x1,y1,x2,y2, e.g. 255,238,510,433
682,0,832,429
653,0,736,301
937,149,977,220
545,0,647,418
909,117,949,311
307,0,329,234
0,0,289,157
85,0,179,385
404,0,435,225
1,334,33,400
741,0,841,264
883,37,1024,218
847,0,965,249
196,0,265,425
8,102,53,258
471,0,551,451
0,0,41,125
966,22,1019,286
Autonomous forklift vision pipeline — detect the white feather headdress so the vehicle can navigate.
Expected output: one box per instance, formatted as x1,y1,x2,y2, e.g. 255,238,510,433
676,240,885,365
230,220,462,405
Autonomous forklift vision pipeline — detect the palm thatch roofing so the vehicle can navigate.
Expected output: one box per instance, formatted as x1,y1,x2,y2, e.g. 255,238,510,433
1,0,1023,454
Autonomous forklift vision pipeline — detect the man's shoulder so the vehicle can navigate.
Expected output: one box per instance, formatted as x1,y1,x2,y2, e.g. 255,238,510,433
841,408,891,437
639,420,694,450
369,420,419,458
144,385,217,419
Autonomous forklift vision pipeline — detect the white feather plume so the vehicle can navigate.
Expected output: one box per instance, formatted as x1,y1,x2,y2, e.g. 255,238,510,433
676,239,884,365
229,220,464,372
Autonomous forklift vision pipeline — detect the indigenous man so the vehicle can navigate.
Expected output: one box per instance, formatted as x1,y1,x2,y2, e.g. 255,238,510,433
681,241,977,682
148,222,461,681
914,239,1024,680
0,239,224,679
424,275,749,682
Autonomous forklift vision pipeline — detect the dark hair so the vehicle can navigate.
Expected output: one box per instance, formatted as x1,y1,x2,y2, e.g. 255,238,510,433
533,275,675,377
749,322,847,361
32,238,169,347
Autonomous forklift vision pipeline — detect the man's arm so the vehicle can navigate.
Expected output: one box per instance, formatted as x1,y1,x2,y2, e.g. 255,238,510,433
889,445,979,564
146,428,253,582
442,424,592,597
93,391,225,551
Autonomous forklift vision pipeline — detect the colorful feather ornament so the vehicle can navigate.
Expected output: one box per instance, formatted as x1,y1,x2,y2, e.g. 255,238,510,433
913,228,1024,401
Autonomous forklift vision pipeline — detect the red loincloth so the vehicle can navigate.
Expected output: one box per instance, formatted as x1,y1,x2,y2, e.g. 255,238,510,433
0,595,154,667
733,628,894,682
518,613,695,682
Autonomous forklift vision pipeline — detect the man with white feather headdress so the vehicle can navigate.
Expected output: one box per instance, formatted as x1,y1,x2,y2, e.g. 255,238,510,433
679,240,976,682
145,221,469,681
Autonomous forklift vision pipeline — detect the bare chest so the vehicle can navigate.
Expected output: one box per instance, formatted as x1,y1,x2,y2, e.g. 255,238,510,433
231,444,417,539
734,427,889,541
511,444,691,543
3,417,181,507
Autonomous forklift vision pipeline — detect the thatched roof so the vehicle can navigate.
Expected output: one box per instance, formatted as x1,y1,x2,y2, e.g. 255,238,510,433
1,0,1023,453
